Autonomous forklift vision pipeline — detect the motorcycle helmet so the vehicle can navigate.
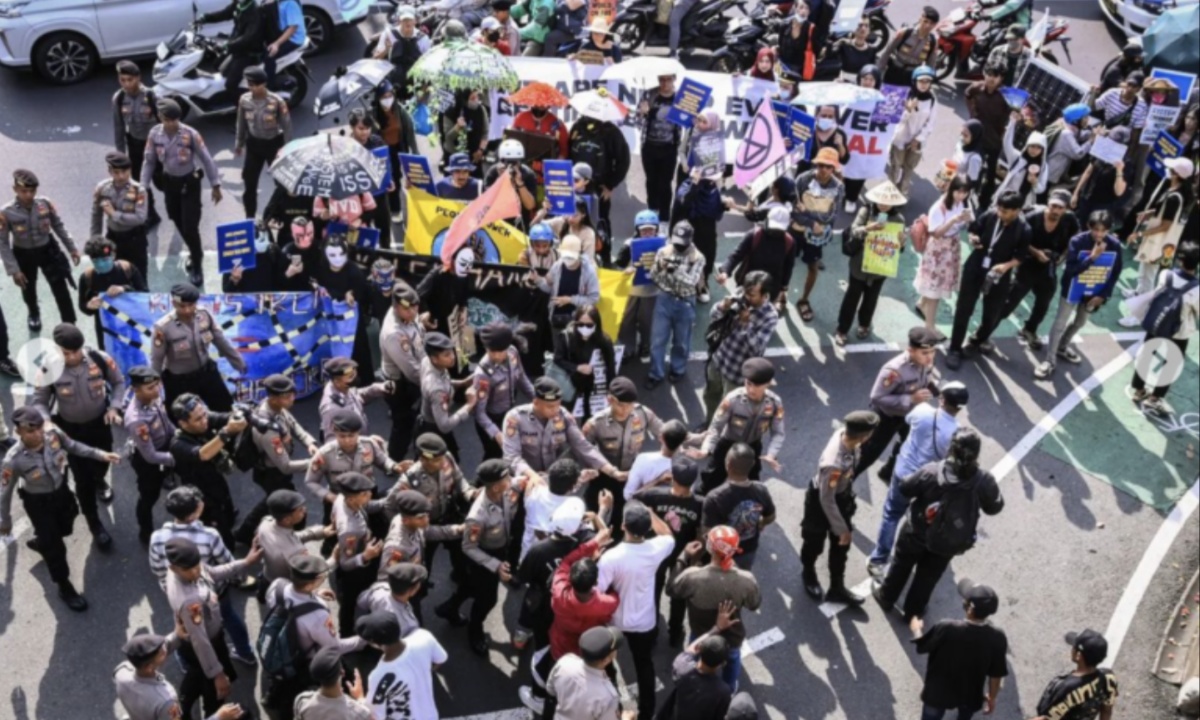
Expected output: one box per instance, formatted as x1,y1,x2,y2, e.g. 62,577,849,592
529,223,556,243
498,139,525,162
634,210,659,230
1122,39,1143,58
442,19,468,41
1062,103,1089,125
912,65,935,82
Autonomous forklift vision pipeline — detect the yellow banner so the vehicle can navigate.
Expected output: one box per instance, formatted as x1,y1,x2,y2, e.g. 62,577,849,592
404,189,528,264
596,267,632,344
861,222,904,278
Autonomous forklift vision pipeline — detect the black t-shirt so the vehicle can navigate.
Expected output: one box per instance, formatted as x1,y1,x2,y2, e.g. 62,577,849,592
836,41,878,75
701,481,775,554
914,619,1009,712
1148,187,1185,223
169,414,236,501
966,211,1032,269
656,665,732,720
1035,669,1119,720
637,487,702,561
1023,207,1080,261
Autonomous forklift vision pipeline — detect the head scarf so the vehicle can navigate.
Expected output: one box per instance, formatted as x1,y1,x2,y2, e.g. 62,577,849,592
706,526,741,570
961,119,984,155
751,47,777,81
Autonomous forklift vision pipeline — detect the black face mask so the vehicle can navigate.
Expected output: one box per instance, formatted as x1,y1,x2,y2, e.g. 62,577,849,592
293,513,308,531
531,108,548,118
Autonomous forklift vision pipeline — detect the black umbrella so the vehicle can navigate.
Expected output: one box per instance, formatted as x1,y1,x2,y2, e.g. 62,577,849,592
313,59,395,118
270,134,388,200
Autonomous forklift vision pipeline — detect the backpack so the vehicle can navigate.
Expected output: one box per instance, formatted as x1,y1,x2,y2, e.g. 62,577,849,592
1141,273,1199,339
923,465,983,557
230,412,272,472
735,228,795,285
257,585,325,682
910,215,930,253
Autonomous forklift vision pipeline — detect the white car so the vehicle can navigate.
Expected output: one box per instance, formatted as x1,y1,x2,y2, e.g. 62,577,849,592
1100,0,1199,35
0,0,371,84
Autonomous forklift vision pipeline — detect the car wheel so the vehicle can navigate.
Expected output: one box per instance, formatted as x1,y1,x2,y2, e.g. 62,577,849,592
281,67,309,109
303,8,335,55
33,32,97,85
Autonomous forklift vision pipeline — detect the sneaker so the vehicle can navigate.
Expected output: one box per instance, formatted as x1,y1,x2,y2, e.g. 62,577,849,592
697,289,711,304
638,349,651,364
0,359,19,377
1142,396,1166,414
945,351,962,371
1118,316,1141,328
802,573,823,602
844,200,857,214
519,686,545,715
644,376,662,390
825,585,866,606
230,649,258,666
866,560,886,581
968,336,994,354
28,315,42,332
1130,387,1148,404
1018,328,1044,351
1034,361,1054,379
1057,346,1082,364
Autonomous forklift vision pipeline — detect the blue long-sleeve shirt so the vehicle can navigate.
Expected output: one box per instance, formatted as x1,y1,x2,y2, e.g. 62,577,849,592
894,405,960,481
1059,232,1123,300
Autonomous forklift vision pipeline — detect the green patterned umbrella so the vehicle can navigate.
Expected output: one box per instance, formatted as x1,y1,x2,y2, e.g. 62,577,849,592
408,40,519,94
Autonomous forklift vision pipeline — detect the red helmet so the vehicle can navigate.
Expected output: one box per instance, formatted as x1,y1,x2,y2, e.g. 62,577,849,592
707,526,741,569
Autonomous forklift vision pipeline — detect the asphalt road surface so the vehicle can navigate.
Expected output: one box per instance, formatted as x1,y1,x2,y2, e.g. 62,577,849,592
1,2,1197,719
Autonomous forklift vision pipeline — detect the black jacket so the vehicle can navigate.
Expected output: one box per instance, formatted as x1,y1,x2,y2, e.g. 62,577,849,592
569,120,631,191
898,461,1005,546
202,1,264,55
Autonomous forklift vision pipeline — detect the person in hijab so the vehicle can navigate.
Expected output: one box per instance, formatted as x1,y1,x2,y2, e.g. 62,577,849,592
222,221,286,293
996,119,1048,206
953,119,986,200
747,47,777,82
314,236,373,385
372,80,418,229
836,181,908,346
551,305,615,421
886,65,937,200
78,236,147,345
680,109,726,180
442,90,489,176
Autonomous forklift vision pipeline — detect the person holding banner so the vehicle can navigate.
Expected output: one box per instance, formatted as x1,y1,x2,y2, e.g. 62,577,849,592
887,66,938,199
638,74,681,220
78,236,147,347
485,139,540,226
835,182,908,347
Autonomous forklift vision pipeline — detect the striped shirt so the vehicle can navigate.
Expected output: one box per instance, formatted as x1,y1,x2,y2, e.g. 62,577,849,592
148,521,234,591
1094,89,1147,130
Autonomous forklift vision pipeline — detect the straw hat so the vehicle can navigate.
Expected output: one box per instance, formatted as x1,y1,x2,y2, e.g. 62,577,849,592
581,18,614,35
864,180,907,207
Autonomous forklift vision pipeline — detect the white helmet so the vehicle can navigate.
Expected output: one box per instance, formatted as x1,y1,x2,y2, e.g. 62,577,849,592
498,139,525,162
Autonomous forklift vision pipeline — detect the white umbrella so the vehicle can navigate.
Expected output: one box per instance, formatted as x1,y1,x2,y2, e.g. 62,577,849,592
790,82,883,107
600,56,687,88
569,89,629,123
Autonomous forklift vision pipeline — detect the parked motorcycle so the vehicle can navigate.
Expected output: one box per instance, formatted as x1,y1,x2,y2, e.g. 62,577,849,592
935,5,1071,81
612,0,745,53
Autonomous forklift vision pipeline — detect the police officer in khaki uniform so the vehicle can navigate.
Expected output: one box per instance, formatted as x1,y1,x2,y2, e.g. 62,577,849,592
380,489,464,590
581,376,667,523
151,283,247,411
417,332,478,457
235,374,318,544
389,434,473,585
800,411,879,605
31,324,125,545
112,61,162,227
293,646,372,720
855,326,940,483
331,472,386,637
92,151,151,279
306,410,403,546
380,286,427,460
115,633,245,720
124,366,176,543
0,169,80,331
501,377,614,480
357,561,427,638
699,358,787,495
318,357,391,440
235,66,292,218
1,406,121,611
472,322,536,459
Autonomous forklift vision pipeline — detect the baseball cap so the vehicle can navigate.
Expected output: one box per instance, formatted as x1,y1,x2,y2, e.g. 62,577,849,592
1066,629,1108,666
767,206,790,231
550,497,587,535
957,578,1000,618
559,235,583,262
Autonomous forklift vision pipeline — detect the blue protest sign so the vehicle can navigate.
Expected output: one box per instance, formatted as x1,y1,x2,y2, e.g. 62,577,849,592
629,237,665,286
1067,252,1117,303
1000,87,1031,111
1150,68,1197,102
216,220,256,274
666,78,713,128
328,222,381,250
771,100,793,143
372,146,391,196
1148,130,1185,179
399,153,436,194
788,108,816,162
543,160,577,216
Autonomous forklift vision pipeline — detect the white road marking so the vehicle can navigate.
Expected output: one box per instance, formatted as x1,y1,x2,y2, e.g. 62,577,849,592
0,516,32,556
818,579,874,618
742,626,785,656
1102,477,1200,669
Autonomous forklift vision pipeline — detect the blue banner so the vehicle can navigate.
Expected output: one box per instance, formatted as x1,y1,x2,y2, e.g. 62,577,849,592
788,108,815,162
629,237,665,286
543,160,576,216
399,153,436,195
372,146,392,197
1067,252,1117,303
771,100,793,145
216,220,256,274
666,78,713,128
327,222,381,250
99,292,358,401
1148,130,1185,179
1150,68,1196,102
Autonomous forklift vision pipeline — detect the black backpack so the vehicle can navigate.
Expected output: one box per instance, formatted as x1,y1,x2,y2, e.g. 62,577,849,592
1142,272,1199,339
257,585,324,682
229,412,272,472
924,465,983,557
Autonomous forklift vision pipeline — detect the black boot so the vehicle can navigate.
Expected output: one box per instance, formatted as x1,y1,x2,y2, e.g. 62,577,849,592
802,567,823,602
89,521,113,549
434,600,468,627
825,584,866,606
58,581,89,612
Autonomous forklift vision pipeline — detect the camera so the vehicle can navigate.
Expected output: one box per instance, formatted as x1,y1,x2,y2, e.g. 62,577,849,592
233,402,274,433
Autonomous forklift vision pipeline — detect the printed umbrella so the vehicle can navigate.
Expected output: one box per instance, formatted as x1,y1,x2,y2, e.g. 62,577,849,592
789,82,884,107
507,81,570,108
1143,5,1200,73
313,59,395,117
569,88,629,123
408,40,519,93
270,134,388,200
600,56,687,88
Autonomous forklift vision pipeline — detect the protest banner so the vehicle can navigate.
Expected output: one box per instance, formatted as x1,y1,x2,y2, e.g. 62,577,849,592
543,160,577,215
1150,68,1197,103
1141,104,1182,147
404,189,528,264
398,154,436,194
871,84,909,124
861,223,904,278
1148,130,1184,178
667,78,713,128
789,108,816,162
1067,252,1118,303
841,92,904,181
442,174,522,265
771,100,793,143
216,220,256,274
1089,137,1127,165
629,237,665,286
372,146,391,196
99,292,357,400
735,99,789,188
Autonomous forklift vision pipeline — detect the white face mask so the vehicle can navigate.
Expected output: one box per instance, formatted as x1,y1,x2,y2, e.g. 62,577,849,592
381,96,395,109
577,325,595,339
325,247,348,269
454,249,476,277
816,117,836,131
255,235,271,254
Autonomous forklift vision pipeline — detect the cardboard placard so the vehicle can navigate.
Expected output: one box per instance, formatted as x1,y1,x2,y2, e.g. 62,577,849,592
398,154,436,195
861,222,904,278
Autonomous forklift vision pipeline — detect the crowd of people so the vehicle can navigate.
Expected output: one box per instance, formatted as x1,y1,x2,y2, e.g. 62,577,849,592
1,0,1197,718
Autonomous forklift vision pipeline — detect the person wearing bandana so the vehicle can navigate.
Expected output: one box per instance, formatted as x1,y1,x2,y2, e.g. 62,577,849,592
314,237,374,387
78,236,147,346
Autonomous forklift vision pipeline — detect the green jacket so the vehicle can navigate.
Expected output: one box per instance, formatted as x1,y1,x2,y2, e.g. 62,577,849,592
513,0,556,43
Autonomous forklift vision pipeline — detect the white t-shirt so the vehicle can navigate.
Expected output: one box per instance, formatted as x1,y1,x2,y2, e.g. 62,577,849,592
522,484,574,560
367,629,448,720
623,453,674,500
597,535,676,632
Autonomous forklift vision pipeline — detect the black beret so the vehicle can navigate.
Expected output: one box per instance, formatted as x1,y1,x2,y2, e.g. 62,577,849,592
392,489,432,516
741,357,775,385
492,0,513,9
165,485,203,518
105,151,133,170
331,409,363,433
393,286,419,307
158,99,183,120
170,283,200,302
263,374,296,395
52,324,85,351
128,365,161,386
116,60,141,75
122,633,167,664
267,489,306,519
844,410,880,435
324,357,358,377
607,377,638,403
416,433,448,458
289,554,329,581
579,626,623,661
534,376,563,401
480,322,514,351
11,406,44,426
13,169,38,188
243,66,268,84
355,611,401,645
164,537,202,568
425,332,454,353
309,646,343,685
908,326,941,349
475,459,512,487
386,562,429,594
340,472,375,493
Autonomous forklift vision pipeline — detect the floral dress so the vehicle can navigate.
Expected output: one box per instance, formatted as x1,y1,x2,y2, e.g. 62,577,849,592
914,199,969,300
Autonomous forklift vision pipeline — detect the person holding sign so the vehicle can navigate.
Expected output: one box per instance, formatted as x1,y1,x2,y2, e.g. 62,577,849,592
372,81,418,227
616,210,663,364
835,182,908,347
1034,211,1123,380
794,148,846,323
1127,158,1194,297
1070,126,1131,230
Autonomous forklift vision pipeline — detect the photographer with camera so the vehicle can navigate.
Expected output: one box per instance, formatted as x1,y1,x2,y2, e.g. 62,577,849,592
702,272,781,425
645,222,706,390
168,393,250,550
484,139,538,227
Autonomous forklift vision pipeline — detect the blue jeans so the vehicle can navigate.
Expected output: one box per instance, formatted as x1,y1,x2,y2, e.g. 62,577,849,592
868,476,911,567
921,704,976,720
649,293,695,381
219,593,254,657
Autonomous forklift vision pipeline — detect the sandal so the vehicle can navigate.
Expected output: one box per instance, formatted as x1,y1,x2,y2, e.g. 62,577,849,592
856,326,871,340
834,333,847,347
797,300,815,322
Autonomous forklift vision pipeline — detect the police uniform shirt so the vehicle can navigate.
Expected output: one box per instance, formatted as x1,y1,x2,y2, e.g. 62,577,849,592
166,560,249,679
113,87,159,151
253,399,315,476
151,308,245,375
318,380,389,439
1,427,107,527
811,430,860,537
393,454,470,524
256,516,328,583
33,347,126,424
0,197,78,276
501,404,609,477
113,633,185,720
870,352,937,418
546,653,621,720
472,347,536,437
265,578,367,656
293,690,373,720
125,397,176,467
418,356,470,433
462,488,518,572
304,437,397,499
701,388,786,458
140,123,221,187
356,582,422,638
582,404,665,473
331,493,375,571
379,311,425,384
91,178,149,235
378,515,461,577
235,91,292,150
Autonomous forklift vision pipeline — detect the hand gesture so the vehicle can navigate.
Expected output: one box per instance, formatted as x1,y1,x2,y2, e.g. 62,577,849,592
760,455,781,472
225,416,248,434
576,363,593,375
345,290,356,307
107,285,126,297
684,540,704,558
866,221,885,232
214,673,231,700
715,271,728,285
104,409,121,426
87,296,103,311
350,669,366,700
716,599,741,631
969,234,983,249
12,272,28,289
579,468,600,484
498,562,513,582
285,260,304,278
362,538,383,562
244,537,265,565
598,489,613,509
215,703,244,720
911,388,933,404
212,187,223,204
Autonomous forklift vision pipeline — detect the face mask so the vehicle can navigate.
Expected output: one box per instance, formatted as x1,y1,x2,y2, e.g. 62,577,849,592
293,220,314,249
381,96,395,109
326,247,348,269
454,249,475,277
531,108,547,118
577,325,595,339
255,234,271,254
467,100,481,111
93,257,115,274
816,118,836,131
565,258,581,270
